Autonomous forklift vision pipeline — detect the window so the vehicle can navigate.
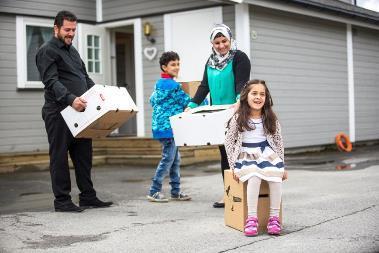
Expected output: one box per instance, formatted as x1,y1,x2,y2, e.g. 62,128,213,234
26,25,52,81
17,16,54,88
87,34,101,74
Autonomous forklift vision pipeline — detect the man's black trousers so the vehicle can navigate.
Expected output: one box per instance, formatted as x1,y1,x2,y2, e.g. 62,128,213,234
42,105,97,203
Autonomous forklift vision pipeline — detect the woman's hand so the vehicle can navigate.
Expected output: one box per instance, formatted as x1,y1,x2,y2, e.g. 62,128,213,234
184,107,191,112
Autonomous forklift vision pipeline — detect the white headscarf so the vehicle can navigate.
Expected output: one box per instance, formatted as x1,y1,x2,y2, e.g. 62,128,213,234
207,24,237,70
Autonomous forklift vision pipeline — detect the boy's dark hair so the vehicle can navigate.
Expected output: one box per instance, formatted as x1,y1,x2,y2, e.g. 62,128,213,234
159,51,180,71
54,11,77,28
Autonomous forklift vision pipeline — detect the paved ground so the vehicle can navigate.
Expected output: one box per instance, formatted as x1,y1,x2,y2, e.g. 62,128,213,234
0,145,378,253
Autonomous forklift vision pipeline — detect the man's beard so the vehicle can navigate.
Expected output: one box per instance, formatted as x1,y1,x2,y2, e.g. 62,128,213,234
57,33,73,46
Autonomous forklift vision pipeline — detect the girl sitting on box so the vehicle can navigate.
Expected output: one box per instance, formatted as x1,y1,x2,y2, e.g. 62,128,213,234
225,79,287,236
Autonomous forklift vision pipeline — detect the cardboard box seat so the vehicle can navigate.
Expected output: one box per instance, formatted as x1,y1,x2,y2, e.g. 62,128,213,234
61,84,138,138
224,170,282,232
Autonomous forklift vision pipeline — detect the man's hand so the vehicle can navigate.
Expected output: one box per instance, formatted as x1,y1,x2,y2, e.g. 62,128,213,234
71,97,87,112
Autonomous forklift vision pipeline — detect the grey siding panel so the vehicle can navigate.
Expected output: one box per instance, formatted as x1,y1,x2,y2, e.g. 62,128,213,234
353,27,379,141
102,0,219,21
0,14,48,153
222,5,235,35
141,16,164,137
250,6,349,148
0,0,96,21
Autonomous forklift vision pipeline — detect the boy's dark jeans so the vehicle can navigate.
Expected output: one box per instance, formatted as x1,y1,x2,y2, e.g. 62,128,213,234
149,138,181,196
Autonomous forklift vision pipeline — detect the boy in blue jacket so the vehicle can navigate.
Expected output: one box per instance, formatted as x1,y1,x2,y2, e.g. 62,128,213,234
147,51,191,202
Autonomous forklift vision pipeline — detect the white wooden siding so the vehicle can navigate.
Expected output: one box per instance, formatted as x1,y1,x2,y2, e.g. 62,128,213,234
250,6,349,148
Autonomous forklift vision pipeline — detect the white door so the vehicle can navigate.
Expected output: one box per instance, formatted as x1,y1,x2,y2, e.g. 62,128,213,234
164,7,222,82
78,23,108,85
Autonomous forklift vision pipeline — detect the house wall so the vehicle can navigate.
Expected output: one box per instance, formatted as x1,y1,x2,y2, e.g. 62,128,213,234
0,0,96,21
140,15,164,137
222,5,235,36
250,6,349,148
0,0,95,153
141,6,235,136
0,14,48,153
353,26,379,141
1,1,378,154
102,0,219,22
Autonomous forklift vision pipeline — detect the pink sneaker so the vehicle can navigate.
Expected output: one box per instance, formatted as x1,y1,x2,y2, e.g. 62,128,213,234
267,216,281,235
244,216,258,237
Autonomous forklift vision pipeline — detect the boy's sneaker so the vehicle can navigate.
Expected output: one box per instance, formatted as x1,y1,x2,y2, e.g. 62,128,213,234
170,192,191,201
267,216,281,235
146,192,169,202
244,216,259,237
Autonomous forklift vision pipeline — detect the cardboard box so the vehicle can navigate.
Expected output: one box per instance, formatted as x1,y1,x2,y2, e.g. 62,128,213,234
224,170,282,232
181,81,200,97
170,105,234,146
61,85,138,138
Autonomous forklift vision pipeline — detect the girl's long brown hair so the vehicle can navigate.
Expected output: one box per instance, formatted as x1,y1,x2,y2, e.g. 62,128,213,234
236,79,277,135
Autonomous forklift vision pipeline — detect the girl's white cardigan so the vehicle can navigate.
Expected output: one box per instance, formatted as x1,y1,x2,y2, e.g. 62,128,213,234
224,114,284,170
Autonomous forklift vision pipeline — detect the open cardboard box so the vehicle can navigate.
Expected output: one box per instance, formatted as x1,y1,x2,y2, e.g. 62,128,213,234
61,84,138,138
170,105,234,146
224,170,282,232
180,81,201,97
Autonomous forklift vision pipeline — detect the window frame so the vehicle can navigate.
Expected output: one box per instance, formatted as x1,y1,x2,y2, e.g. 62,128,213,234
86,34,102,74
16,16,55,89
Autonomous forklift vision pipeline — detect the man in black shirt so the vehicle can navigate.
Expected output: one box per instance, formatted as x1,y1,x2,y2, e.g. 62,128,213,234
36,10,112,212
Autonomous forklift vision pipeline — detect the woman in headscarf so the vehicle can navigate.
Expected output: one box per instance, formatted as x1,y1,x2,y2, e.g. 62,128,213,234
187,24,251,208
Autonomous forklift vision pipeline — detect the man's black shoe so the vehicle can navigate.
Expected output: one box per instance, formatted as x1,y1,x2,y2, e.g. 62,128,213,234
54,201,84,212
79,197,113,209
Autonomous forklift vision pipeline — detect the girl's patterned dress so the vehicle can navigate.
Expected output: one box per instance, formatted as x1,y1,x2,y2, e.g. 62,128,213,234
234,118,284,183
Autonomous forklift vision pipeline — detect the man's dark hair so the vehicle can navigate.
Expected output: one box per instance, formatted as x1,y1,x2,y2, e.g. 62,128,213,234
54,10,77,28
159,51,180,71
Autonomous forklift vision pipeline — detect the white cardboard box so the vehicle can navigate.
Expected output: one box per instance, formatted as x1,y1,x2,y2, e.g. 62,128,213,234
170,105,234,146
61,84,138,138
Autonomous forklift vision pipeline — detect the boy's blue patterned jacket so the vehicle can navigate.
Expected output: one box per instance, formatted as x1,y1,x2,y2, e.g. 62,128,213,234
150,76,191,139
